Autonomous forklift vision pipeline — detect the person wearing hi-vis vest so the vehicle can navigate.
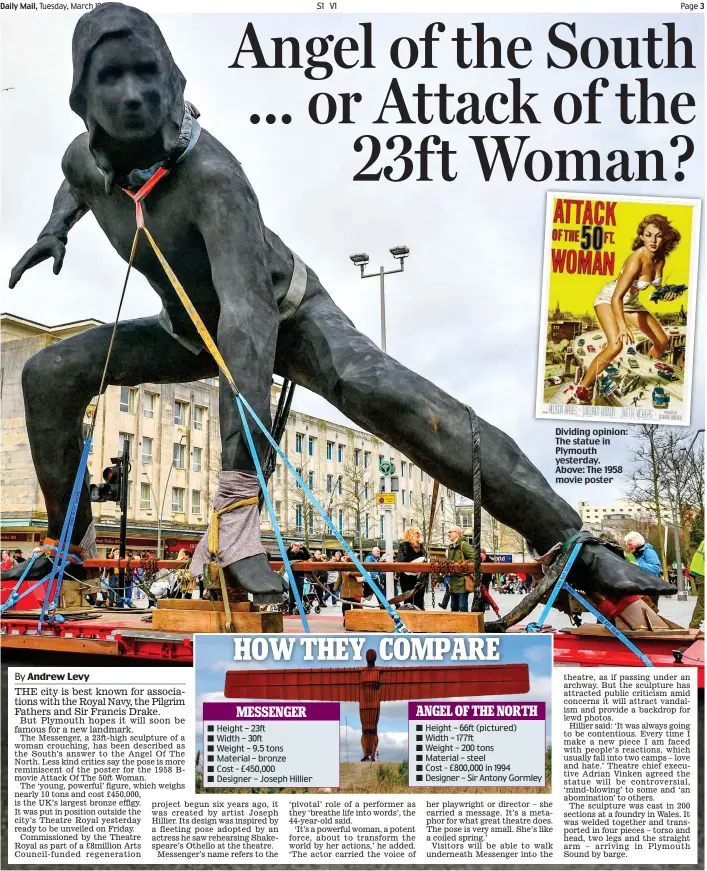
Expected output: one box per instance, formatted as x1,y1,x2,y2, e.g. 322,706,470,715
689,540,704,629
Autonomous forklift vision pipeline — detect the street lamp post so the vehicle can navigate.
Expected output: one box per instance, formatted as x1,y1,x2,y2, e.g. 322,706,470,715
350,247,410,353
143,433,186,557
671,428,704,601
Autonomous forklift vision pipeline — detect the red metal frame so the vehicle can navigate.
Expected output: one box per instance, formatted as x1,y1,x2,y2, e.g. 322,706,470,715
551,632,704,687
1,617,193,662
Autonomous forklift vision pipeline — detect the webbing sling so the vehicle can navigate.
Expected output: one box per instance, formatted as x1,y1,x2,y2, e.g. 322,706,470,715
123,170,409,633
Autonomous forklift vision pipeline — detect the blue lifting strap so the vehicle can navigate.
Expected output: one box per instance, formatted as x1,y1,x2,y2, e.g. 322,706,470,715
526,534,654,668
37,437,93,629
237,394,410,634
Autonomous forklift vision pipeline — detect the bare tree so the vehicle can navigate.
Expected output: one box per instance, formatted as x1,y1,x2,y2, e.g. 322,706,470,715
285,453,324,547
624,425,670,579
624,425,704,576
337,454,378,558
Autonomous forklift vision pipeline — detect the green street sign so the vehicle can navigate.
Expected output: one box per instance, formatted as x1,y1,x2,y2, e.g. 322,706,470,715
379,459,395,476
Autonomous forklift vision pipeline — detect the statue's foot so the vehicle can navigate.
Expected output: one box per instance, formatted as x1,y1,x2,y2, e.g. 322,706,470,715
222,553,287,601
568,540,675,598
1,553,86,583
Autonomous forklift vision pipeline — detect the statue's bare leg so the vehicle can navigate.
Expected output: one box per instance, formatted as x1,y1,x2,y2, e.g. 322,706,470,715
275,285,675,599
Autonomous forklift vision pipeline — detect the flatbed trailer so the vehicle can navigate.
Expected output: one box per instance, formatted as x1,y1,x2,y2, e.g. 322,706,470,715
1,560,703,681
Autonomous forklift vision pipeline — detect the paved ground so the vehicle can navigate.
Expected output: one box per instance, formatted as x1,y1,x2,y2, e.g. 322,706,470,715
282,588,701,633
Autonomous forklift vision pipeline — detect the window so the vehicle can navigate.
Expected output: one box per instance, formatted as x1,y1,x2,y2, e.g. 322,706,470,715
337,477,343,495
354,448,361,466
118,432,133,458
193,405,204,430
338,510,344,533
365,514,369,537
308,436,315,456
295,433,303,453
378,454,384,469
275,465,282,485
141,436,153,465
295,505,303,532
402,489,406,505
119,387,135,414
296,468,302,488
172,486,185,513
380,477,386,492
308,471,315,490
126,480,132,509
327,474,333,494
440,497,445,512
409,489,413,503
173,442,186,469
364,483,369,500
338,444,345,463
364,451,370,469
140,482,151,510
191,489,201,515
309,511,314,534
380,516,384,538
401,461,406,477
143,392,155,419
192,447,202,473
409,463,413,478
326,441,333,461
275,501,282,524
421,468,425,482
173,400,188,426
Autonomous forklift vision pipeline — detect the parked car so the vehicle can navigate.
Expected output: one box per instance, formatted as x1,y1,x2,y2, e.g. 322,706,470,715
598,375,615,395
627,346,636,355
605,364,619,375
657,370,679,382
652,386,670,408
587,345,596,353
629,357,639,369
655,362,674,373
577,347,586,356
577,338,585,346
546,375,563,386
592,334,602,340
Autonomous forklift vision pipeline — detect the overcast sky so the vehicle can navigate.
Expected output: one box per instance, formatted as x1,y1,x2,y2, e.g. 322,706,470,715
1,10,703,512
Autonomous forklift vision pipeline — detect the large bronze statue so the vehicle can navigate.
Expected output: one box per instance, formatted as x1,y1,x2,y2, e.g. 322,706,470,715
3,3,675,606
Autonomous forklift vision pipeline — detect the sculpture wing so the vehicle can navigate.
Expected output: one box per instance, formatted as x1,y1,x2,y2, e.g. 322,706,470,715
225,668,361,702
379,663,529,702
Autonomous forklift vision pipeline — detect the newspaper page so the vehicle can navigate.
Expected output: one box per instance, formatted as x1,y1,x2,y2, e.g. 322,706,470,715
0,1,704,871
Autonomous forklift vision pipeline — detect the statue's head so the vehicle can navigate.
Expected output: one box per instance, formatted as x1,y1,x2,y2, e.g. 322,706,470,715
70,3,186,187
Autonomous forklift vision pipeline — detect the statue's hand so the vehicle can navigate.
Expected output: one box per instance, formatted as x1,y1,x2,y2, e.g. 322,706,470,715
9,235,66,288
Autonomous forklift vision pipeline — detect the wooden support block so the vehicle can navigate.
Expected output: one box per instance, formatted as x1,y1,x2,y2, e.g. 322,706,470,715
1,635,120,655
152,608,282,633
344,610,485,633
156,599,256,612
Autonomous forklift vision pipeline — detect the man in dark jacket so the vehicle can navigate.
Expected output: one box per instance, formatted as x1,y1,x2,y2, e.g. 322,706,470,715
285,542,310,614
446,527,476,612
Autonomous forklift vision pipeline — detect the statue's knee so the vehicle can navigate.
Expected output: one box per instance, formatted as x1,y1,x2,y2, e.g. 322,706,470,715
22,345,88,404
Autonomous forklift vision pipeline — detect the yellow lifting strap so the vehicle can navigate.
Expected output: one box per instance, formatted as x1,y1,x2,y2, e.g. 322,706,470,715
207,496,259,558
141,227,239,394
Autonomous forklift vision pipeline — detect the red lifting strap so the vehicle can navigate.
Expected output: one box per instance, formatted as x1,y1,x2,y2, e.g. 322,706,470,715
122,166,170,228
596,594,643,621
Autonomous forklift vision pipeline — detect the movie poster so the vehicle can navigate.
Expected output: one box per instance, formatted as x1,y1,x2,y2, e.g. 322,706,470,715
535,193,700,425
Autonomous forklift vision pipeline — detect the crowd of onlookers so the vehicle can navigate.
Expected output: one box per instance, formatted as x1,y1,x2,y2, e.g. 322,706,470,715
2,529,703,627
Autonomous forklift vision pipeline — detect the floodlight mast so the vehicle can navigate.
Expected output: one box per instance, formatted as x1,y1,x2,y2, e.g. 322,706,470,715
349,247,410,353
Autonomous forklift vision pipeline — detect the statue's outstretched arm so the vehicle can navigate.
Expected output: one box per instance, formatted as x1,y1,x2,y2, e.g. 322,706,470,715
9,179,88,288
